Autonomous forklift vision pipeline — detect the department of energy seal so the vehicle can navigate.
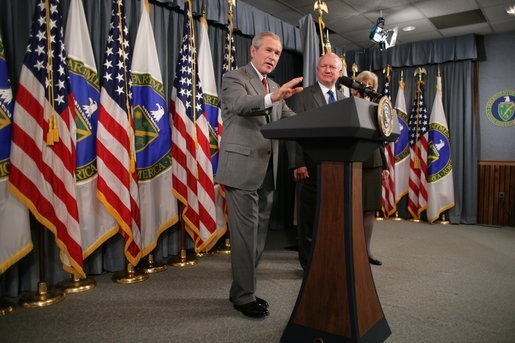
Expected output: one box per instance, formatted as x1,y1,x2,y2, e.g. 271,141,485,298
486,90,515,127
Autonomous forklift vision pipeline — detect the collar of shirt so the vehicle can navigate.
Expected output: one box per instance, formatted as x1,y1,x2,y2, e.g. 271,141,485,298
318,82,337,104
250,62,266,82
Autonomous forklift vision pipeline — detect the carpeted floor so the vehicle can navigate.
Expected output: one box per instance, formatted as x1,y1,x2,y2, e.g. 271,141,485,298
1,220,515,342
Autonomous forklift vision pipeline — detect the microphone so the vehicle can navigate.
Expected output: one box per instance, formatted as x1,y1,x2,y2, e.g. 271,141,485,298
340,75,383,102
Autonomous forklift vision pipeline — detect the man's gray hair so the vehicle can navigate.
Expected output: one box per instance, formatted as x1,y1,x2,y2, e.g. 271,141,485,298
316,53,343,70
252,31,282,48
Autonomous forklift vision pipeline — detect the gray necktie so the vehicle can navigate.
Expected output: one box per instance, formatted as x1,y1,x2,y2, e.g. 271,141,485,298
327,89,336,104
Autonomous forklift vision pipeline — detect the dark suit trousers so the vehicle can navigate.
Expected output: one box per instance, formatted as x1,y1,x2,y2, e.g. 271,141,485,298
225,160,274,305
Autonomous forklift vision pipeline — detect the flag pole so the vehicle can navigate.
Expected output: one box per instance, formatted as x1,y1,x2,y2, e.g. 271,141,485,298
314,0,328,54
170,203,198,267
19,223,66,308
215,0,235,256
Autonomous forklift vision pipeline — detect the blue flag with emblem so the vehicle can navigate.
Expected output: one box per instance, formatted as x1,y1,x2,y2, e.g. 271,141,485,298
0,33,32,274
131,0,178,256
427,75,455,223
65,0,117,257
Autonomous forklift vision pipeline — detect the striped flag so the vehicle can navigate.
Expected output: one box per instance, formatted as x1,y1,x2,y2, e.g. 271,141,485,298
408,78,429,219
8,0,84,277
96,0,141,266
65,0,117,258
427,75,455,223
0,33,32,274
381,68,396,217
171,3,217,252
394,77,409,205
221,21,237,141
198,13,227,242
132,0,178,256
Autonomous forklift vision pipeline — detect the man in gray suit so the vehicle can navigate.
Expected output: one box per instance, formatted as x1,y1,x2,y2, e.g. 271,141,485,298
215,31,303,319
286,53,345,270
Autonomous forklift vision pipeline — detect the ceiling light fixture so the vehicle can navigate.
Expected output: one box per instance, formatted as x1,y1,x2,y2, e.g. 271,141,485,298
506,5,515,16
402,25,416,32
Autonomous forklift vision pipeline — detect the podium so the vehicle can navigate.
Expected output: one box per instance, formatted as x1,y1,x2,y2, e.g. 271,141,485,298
262,96,399,343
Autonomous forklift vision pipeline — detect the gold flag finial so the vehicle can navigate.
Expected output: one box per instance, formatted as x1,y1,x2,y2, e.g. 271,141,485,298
383,65,392,78
314,1,329,54
351,63,358,78
414,67,427,82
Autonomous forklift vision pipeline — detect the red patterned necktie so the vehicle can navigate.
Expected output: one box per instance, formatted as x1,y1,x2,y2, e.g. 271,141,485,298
262,77,268,93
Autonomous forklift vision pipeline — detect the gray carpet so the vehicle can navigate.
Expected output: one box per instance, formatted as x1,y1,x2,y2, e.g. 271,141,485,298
1,220,515,342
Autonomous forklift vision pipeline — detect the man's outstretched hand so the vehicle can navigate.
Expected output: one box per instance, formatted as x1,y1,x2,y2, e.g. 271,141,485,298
270,77,303,103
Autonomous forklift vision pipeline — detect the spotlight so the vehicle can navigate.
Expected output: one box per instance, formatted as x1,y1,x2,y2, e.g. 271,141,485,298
369,15,398,51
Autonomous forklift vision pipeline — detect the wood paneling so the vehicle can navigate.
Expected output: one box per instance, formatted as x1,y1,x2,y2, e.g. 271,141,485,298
478,161,515,227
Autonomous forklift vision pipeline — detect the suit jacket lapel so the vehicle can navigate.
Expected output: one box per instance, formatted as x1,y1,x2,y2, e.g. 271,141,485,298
312,85,327,108
245,64,266,96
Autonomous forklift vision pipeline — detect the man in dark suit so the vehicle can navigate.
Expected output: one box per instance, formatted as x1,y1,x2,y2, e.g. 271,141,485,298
215,31,303,319
286,53,345,270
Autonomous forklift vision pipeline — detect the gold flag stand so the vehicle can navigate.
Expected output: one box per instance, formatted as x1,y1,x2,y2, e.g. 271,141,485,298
437,212,450,225
169,202,198,267
169,221,198,267
375,210,385,221
141,253,168,274
112,262,149,284
391,211,403,221
215,236,231,255
58,274,96,294
19,225,66,308
0,299,15,316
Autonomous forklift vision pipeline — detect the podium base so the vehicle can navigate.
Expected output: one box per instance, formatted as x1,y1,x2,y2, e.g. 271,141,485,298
282,317,391,343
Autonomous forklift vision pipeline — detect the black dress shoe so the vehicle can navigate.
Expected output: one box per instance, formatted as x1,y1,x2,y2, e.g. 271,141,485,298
233,301,269,319
369,257,382,266
255,296,269,309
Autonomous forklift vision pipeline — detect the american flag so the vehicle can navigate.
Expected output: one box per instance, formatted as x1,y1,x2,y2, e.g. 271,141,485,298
8,0,84,276
171,4,217,252
220,25,237,141
222,28,237,76
96,0,141,266
381,69,396,217
408,79,429,220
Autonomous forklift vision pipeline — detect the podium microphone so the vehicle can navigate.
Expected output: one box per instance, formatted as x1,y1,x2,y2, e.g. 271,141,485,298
340,76,383,102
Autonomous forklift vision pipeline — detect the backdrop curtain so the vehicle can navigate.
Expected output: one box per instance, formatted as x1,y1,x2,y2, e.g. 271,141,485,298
347,35,479,224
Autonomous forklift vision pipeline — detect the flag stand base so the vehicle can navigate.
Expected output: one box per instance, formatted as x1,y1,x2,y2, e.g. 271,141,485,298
437,213,450,225
216,238,231,255
169,249,198,267
196,250,215,258
141,254,168,274
58,274,96,293
409,218,422,223
19,282,66,308
375,211,385,221
112,263,149,284
391,211,403,221
0,299,15,316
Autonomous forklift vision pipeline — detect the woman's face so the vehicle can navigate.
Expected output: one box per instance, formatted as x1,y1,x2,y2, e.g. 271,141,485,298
352,77,375,98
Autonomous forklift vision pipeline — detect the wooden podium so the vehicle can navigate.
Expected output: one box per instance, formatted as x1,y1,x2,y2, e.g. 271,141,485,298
261,96,399,343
